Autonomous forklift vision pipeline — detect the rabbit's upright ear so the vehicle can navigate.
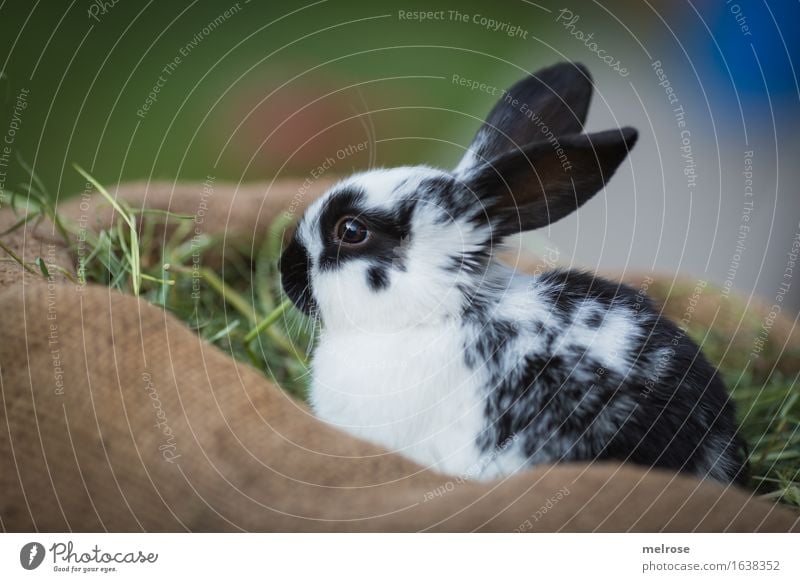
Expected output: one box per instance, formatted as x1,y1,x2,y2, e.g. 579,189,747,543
454,62,593,175
465,127,638,236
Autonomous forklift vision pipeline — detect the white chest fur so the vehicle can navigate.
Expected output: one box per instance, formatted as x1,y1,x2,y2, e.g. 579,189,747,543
310,321,493,477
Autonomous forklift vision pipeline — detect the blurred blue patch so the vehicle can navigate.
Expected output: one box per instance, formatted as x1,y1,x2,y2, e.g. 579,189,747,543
700,0,799,103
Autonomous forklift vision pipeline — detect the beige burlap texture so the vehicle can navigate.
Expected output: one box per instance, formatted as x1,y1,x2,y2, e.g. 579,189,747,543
0,180,797,532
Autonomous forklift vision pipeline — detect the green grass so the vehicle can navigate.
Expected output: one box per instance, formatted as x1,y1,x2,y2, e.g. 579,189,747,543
1,167,798,507
1,165,313,399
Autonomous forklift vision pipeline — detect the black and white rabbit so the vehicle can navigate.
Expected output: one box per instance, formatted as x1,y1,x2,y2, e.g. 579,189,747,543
280,62,747,484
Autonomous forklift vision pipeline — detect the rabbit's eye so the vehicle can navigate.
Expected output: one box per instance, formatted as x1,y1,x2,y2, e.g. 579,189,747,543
334,216,369,245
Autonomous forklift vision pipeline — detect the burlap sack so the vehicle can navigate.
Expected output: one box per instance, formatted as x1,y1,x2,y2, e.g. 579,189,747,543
0,180,797,532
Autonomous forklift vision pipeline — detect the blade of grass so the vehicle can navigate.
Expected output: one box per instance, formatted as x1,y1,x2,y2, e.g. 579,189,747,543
170,263,257,323
16,157,71,244
0,239,36,273
206,320,241,343
130,208,195,220
0,211,38,236
34,256,50,278
74,164,141,295
244,298,292,343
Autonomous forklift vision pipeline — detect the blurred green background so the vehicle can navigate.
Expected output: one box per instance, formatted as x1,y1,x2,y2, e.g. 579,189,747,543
0,0,577,192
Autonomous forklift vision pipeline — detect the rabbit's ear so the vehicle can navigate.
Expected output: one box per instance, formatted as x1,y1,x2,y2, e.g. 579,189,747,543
465,127,637,236
455,62,593,175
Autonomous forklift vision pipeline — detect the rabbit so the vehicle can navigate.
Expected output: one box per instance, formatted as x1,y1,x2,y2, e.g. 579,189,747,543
280,61,748,485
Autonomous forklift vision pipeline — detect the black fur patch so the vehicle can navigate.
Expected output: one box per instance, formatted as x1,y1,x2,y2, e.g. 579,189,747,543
367,266,389,291
464,268,748,485
279,234,317,315
466,62,593,165
538,269,652,315
464,318,519,369
316,188,417,277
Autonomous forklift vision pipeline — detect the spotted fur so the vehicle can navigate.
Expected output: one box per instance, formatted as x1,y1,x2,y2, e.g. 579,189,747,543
280,62,747,484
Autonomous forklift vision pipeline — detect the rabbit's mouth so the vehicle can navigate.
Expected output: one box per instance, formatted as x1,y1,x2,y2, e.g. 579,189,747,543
279,234,317,316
